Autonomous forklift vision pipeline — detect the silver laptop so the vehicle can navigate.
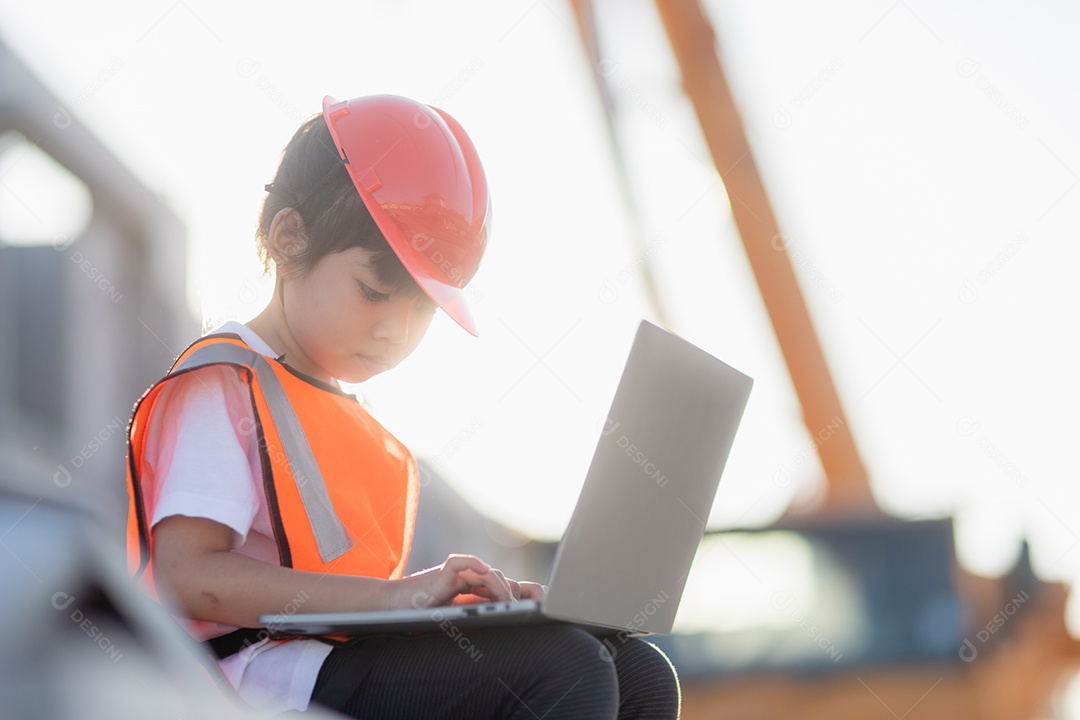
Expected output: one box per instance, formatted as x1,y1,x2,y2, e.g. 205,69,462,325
262,320,752,638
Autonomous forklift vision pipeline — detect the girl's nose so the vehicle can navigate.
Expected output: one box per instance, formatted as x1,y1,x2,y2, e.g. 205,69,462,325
372,301,413,345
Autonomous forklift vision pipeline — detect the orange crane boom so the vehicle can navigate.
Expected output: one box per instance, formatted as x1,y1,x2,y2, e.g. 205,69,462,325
652,0,873,513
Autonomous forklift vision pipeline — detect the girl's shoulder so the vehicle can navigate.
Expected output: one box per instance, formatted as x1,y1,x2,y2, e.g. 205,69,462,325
197,320,278,359
152,361,253,426
158,321,277,399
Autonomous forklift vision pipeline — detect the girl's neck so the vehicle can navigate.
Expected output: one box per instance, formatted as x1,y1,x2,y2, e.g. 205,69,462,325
244,308,284,357
246,303,333,385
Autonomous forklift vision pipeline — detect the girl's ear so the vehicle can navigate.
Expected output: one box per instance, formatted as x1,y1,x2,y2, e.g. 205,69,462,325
267,208,309,269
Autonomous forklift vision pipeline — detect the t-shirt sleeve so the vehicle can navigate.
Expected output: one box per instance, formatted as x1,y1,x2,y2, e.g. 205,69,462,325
142,364,263,547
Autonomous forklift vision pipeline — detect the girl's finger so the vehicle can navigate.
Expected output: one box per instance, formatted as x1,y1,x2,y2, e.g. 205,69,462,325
518,582,546,601
443,554,491,575
478,569,514,601
450,566,511,602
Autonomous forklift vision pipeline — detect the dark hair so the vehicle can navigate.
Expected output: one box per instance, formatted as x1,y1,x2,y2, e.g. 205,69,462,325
256,114,419,295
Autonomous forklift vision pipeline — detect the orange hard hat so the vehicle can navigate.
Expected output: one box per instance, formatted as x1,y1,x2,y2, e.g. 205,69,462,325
322,95,491,336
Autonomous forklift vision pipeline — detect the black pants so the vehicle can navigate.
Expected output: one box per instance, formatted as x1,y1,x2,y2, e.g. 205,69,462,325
310,624,680,719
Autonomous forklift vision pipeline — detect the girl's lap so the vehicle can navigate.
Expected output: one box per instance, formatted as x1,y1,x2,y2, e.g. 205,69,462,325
311,624,678,720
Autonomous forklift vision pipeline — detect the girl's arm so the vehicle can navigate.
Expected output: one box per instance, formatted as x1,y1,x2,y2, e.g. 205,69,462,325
153,515,519,627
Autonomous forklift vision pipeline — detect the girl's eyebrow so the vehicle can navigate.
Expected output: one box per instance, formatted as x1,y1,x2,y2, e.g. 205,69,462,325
352,251,420,295
352,256,383,277
354,259,400,293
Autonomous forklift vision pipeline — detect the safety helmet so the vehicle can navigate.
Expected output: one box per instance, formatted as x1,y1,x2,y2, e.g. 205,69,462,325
322,95,491,336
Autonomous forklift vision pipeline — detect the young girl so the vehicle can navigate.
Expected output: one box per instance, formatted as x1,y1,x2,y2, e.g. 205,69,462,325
126,94,680,718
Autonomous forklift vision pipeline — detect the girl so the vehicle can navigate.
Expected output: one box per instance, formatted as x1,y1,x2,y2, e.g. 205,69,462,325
126,94,680,718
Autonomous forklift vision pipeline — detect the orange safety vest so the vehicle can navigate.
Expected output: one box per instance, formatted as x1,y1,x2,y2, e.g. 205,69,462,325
126,333,419,624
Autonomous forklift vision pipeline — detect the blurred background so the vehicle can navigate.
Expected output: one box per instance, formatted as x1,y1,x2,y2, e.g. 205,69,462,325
1,0,1078,717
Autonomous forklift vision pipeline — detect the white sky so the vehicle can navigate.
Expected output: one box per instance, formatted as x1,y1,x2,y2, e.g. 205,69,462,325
1,0,1078,623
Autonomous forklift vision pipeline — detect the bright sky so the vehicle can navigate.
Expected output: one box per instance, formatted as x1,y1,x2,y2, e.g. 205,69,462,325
1,0,1078,628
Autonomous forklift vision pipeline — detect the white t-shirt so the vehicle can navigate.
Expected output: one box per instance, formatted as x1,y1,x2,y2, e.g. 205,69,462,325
142,321,333,714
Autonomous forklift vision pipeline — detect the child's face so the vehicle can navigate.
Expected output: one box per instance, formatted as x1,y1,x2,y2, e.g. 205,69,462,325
280,247,437,384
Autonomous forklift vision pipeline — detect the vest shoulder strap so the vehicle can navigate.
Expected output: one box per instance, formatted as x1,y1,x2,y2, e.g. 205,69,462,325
174,341,355,563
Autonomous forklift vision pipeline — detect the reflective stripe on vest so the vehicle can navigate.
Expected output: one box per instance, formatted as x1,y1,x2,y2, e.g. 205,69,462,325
172,343,354,564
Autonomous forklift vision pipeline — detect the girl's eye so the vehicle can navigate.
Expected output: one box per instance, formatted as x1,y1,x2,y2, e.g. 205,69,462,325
357,281,390,302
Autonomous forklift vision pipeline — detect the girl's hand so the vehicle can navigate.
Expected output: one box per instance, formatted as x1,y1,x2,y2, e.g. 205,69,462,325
389,554,519,610
462,571,547,603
